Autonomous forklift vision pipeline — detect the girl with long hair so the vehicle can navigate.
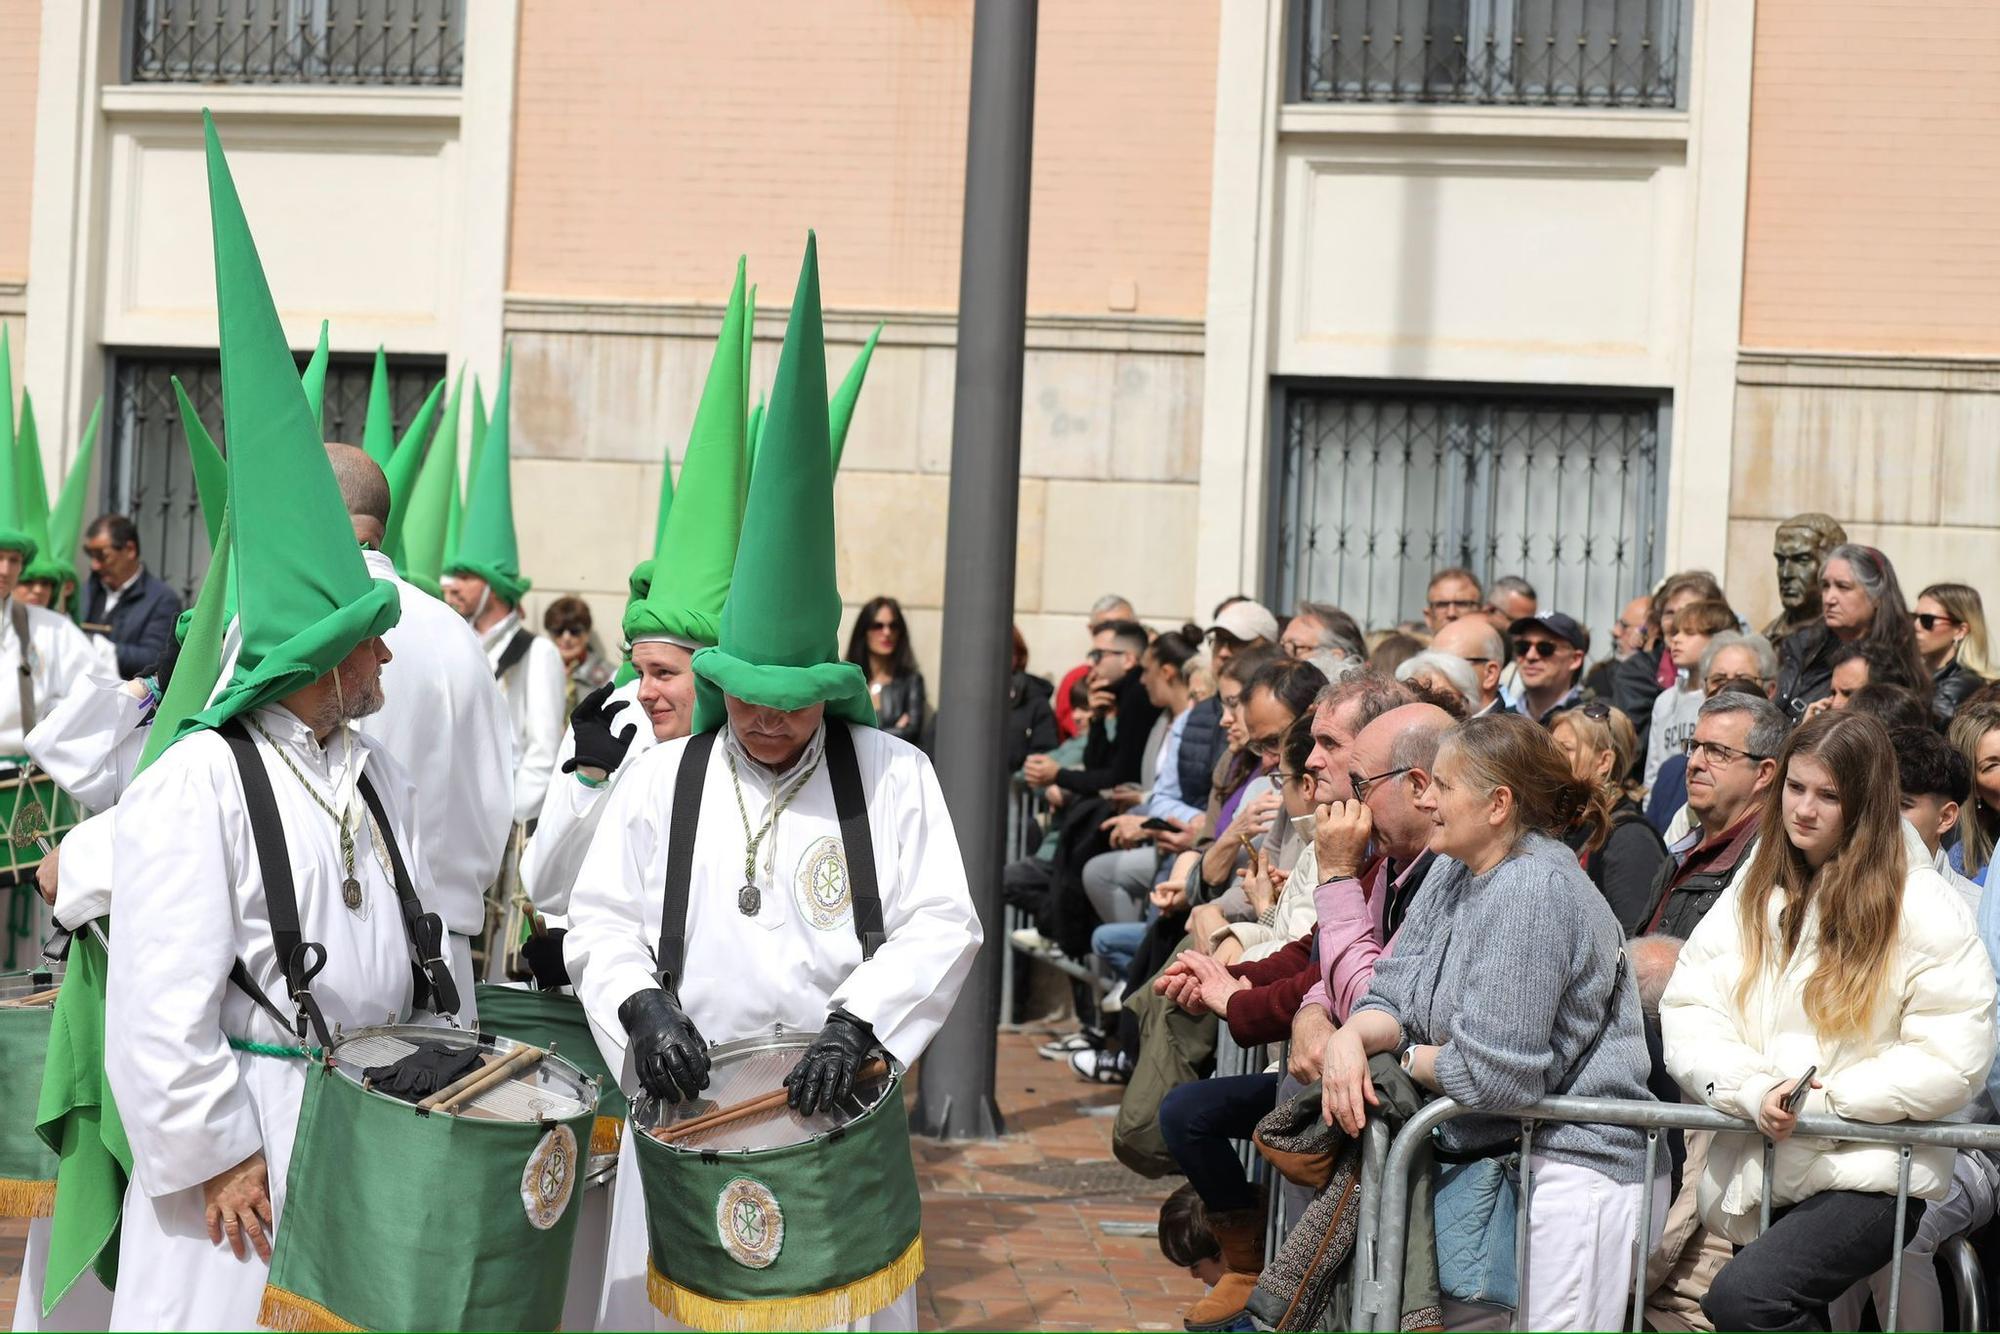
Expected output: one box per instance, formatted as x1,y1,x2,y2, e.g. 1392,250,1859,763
1321,713,1654,1331
843,594,926,743
1662,712,1995,1331
1915,582,1991,721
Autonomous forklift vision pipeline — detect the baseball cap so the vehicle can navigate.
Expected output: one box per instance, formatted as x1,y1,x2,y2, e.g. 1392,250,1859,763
1208,600,1280,645
1508,612,1588,652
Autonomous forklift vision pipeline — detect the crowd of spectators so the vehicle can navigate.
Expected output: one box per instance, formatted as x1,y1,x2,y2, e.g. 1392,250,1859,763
1001,527,2000,1331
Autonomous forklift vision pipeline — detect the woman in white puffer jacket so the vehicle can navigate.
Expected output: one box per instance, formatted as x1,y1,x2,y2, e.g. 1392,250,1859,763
1661,710,1996,1331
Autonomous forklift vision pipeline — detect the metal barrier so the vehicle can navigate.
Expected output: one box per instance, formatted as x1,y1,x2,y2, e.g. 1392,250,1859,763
998,781,1115,1025
1357,1093,2000,1333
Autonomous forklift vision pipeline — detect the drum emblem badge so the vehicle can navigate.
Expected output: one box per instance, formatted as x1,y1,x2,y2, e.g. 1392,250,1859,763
797,836,851,931
716,1176,784,1269
521,1125,578,1231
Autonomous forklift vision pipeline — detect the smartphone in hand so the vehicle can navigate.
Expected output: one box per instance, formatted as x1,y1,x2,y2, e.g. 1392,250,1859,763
1781,1065,1818,1115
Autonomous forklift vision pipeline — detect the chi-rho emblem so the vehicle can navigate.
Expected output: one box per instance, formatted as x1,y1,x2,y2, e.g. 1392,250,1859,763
521,1125,578,1230
716,1176,785,1268
796,836,852,930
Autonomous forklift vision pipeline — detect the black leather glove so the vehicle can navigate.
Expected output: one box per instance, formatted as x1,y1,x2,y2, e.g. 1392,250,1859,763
784,1010,878,1117
561,683,638,777
619,988,711,1104
520,927,570,991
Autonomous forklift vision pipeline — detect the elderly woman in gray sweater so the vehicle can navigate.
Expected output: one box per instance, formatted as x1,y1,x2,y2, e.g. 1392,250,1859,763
1321,712,1656,1331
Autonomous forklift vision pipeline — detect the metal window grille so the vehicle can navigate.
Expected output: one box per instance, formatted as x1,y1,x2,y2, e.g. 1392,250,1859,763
1272,386,1663,659
128,0,463,87
105,349,447,604
1294,0,1684,109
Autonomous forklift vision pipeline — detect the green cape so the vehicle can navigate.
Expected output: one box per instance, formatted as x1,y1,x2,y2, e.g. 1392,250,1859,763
623,258,749,651
692,235,873,731
442,351,529,607
184,111,400,739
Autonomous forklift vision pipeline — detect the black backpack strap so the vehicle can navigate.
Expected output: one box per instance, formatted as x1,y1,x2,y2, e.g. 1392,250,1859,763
11,599,34,734
655,729,720,991
217,720,332,1048
493,628,534,681
822,722,886,960
357,772,460,1019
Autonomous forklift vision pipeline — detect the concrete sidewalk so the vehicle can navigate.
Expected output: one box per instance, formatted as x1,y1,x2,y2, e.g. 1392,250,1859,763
0,1031,1196,1332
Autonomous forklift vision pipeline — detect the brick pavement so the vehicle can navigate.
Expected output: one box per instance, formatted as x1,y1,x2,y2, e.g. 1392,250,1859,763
0,1029,1193,1332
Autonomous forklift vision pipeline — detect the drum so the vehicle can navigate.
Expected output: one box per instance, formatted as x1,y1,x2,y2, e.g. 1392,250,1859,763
473,982,629,1162
629,1033,923,1332
0,963,60,1217
260,1024,600,1333
0,766,80,970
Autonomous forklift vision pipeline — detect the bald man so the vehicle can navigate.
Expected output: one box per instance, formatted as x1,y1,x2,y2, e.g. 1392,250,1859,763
1430,616,1509,717
326,442,514,1017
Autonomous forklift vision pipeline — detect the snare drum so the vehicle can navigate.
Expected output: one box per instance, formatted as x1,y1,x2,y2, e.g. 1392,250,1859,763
473,981,628,1164
0,766,79,970
630,1033,923,1332
0,964,60,1217
260,1024,599,1333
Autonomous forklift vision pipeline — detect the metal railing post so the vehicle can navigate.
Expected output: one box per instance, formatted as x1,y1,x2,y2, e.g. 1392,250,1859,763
1944,1233,1987,1332
1885,1144,1912,1333
1350,1116,1392,1332
1513,1120,1535,1332
1630,1128,1659,1333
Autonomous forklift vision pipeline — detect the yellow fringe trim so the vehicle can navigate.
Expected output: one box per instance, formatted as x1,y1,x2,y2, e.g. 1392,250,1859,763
591,1114,624,1157
648,1235,923,1332
256,1284,367,1333
0,1177,54,1218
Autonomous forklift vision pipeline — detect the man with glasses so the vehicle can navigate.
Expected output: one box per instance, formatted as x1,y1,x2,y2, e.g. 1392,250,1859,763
1421,567,1483,632
1697,631,1778,703
1054,594,1136,739
1482,574,1538,637
1430,616,1509,716
81,512,182,677
1631,693,1785,1329
1506,611,1590,724
1279,599,1365,663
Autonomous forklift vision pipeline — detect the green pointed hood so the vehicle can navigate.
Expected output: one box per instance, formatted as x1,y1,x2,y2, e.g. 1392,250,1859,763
381,377,444,559
0,328,30,558
625,259,749,652
170,378,229,549
464,377,488,518
442,349,529,607
140,512,232,772
649,450,677,552
16,392,59,582
360,346,395,466
300,320,330,431
185,112,399,739
43,397,101,615
397,369,461,594
828,322,882,470
745,393,766,481
693,235,873,731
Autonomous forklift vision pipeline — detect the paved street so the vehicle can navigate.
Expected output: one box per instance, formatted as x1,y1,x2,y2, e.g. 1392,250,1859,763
1,1030,1189,1332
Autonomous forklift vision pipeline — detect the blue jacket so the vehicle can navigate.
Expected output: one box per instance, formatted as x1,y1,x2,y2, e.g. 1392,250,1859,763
83,567,183,678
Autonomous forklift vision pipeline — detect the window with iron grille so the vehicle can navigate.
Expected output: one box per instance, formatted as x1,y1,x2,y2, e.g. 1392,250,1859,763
128,0,463,86
1292,0,1685,110
105,349,448,604
1271,385,1664,659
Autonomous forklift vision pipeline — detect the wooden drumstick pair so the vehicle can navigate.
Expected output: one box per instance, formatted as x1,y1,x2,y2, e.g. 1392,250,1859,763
0,986,59,1008
416,1043,547,1114
651,1057,889,1145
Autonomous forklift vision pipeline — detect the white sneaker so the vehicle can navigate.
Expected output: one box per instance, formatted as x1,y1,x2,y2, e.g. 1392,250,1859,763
1009,926,1052,953
1099,981,1127,1015
1068,1047,1132,1084
1036,1029,1102,1060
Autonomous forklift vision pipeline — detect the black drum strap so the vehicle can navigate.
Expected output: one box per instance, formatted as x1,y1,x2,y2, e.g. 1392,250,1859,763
655,729,719,991
493,628,534,682
822,722,886,960
357,773,460,1019
218,720,331,1048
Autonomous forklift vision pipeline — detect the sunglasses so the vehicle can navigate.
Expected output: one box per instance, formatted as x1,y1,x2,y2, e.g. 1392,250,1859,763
1912,612,1960,632
1511,638,1568,660
869,619,899,633
550,624,589,638
1581,701,1612,721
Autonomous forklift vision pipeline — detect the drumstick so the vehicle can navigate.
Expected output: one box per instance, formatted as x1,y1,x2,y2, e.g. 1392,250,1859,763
435,1044,546,1114
0,986,59,1008
653,1058,890,1144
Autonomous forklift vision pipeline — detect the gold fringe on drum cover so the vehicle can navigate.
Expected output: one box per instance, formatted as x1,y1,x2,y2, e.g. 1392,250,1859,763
256,1285,368,1333
0,1176,53,1218
647,1234,924,1333
592,1114,622,1158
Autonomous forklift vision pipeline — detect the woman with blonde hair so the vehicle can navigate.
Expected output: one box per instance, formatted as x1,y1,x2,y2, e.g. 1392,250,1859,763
1915,582,1990,721
1662,712,1996,1331
1551,702,1669,931
1948,700,2000,878
1321,713,1654,1331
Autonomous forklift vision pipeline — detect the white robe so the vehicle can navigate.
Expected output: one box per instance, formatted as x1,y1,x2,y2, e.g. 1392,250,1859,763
565,721,982,1332
482,610,568,826
0,605,100,756
521,679,657,918
359,550,514,1010
24,676,150,814
104,707,427,1332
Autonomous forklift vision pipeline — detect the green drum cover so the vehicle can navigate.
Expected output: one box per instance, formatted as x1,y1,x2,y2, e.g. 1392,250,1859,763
0,1000,54,1214
634,1078,922,1330
262,1059,595,1332
472,983,627,1153
0,772,79,971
